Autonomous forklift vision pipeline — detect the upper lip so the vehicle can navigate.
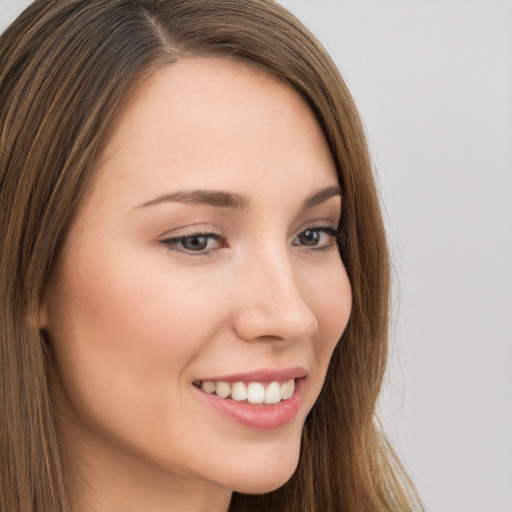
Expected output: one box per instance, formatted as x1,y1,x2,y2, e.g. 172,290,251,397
197,366,307,383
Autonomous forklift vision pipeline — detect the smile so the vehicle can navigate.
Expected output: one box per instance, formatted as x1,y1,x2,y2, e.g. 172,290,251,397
192,368,306,430
193,379,295,404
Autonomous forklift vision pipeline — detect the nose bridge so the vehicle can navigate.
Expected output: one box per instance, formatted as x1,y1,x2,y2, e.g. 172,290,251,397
233,243,318,343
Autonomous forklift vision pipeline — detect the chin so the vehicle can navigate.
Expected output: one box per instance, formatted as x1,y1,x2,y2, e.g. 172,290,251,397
230,468,297,495
223,439,301,495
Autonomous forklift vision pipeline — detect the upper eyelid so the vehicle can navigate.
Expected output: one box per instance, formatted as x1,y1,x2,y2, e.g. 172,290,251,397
297,220,338,230
160,222,338,240
163,231,221,239
159,224,339,253
159,232,224,257
159,225,222,239
292,221,340,238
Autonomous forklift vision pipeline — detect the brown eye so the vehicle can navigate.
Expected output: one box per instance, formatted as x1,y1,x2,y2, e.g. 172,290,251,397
161,232,223,254
297,229,320,246
181,235,209,251
292,226,340,250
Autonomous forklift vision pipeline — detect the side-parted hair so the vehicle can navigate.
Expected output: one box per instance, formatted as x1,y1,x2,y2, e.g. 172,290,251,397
0,1,423,511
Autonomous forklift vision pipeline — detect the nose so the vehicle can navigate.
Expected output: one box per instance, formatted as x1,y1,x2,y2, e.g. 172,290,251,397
231,247,319,344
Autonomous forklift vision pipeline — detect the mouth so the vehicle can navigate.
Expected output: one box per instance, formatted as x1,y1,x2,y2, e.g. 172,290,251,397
193,378,296,404
192,368,306,430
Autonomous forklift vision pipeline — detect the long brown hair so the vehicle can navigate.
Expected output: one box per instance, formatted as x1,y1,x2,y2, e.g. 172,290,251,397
0,1,423,510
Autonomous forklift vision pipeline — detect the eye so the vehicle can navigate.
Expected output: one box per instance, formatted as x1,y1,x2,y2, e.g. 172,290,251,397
292,226,340,250
296,229,321,246
160,232,224,254
180,234,210,251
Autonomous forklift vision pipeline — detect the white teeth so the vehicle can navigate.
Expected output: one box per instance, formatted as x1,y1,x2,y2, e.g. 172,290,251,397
247,382,265,404
198,378,297,403
231,382,248,401
216,381,231,399
281,379,295,400
201,381,216,394
264,381,281,404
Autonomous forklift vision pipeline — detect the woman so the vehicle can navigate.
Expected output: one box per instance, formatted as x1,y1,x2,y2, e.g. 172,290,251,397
0,1,423,511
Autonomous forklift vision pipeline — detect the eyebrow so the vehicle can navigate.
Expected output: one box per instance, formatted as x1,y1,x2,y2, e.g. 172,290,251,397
135,190,250,210
301,185,342,209
134,185,341,212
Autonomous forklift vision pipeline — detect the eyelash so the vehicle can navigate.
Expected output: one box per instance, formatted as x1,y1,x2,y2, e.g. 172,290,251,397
160,225,344,256
293,226,344,253
160,229,225,256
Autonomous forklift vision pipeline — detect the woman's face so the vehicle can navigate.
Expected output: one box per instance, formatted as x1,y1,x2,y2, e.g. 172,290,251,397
41,58,352,498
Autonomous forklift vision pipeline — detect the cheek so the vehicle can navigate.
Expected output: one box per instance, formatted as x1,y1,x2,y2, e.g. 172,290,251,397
307,259,352,369
53,242,220,353
46,243,225,433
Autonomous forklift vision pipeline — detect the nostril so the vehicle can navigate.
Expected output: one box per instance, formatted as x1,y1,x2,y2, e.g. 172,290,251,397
232,300,318,343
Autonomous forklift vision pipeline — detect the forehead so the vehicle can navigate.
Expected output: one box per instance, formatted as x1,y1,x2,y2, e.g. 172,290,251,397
88,57,337,210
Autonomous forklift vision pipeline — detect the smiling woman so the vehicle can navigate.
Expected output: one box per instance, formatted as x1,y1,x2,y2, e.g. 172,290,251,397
0,1,423,512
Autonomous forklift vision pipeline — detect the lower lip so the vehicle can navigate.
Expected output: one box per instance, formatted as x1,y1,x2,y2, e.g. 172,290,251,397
193,378,304,431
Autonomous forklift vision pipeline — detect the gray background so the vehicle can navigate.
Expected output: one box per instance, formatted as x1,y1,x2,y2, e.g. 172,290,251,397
2,1,511,511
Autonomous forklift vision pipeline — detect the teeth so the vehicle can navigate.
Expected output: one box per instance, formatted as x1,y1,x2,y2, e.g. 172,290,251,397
264,382,281,404
280,379,295,400
231,382,248,401
201,381,216,394
215,381,231,399
198,378,296,403
247,382,265,404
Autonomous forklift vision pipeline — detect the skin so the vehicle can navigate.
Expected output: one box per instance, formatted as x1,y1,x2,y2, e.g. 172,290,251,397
40,57,352,512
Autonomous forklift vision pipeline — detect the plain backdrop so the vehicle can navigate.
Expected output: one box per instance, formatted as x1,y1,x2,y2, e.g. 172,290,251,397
1,2,512,511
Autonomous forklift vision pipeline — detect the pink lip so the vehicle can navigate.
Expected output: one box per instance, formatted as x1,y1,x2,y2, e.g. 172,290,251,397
198,366,307,383
192,371,306,431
